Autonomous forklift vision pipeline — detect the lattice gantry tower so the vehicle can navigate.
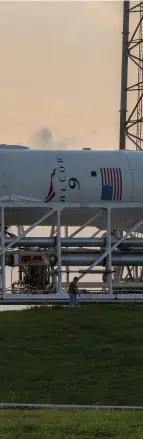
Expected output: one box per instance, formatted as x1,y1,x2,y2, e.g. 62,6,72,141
119,1,143,151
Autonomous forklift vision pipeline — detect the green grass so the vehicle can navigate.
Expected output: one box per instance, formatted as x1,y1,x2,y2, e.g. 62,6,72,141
0,409,143,439
0,304,143,405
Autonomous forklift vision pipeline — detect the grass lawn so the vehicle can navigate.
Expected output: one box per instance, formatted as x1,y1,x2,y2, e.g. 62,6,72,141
0,304,143,405
0,409,143,439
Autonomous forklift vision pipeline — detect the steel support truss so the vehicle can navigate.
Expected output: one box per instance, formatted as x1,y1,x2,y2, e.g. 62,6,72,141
1,202,143,298
120,1,143,150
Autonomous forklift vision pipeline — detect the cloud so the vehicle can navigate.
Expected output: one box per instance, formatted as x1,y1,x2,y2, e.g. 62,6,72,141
31,127,76,150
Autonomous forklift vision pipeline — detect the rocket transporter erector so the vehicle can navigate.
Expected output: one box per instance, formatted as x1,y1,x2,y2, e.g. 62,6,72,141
0,147,143,231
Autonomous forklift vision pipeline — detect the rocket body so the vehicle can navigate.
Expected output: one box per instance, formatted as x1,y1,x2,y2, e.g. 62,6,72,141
0,148,142,231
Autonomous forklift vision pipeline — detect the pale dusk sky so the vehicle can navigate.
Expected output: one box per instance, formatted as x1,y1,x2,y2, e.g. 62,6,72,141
0,1,123,150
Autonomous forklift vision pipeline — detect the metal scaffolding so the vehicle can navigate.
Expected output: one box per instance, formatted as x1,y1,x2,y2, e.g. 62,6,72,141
119,1,143,150
1,202,143,301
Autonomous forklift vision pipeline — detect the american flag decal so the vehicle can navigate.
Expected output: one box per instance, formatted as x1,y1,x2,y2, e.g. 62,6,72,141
101,168,122,201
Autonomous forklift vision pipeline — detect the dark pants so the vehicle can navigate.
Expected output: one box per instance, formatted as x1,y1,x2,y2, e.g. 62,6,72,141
69,292,79,307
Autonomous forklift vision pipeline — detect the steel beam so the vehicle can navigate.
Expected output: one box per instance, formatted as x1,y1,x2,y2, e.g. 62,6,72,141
78,214,143,280
3,237,143,248
1,206,5,296
119,0,130,149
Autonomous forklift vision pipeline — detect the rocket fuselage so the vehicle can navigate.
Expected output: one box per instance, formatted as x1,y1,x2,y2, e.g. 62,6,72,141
0,148,142,231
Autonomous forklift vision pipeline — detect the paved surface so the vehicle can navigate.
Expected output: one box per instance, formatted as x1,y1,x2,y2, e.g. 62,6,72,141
1,292,143,305
0,403,143,411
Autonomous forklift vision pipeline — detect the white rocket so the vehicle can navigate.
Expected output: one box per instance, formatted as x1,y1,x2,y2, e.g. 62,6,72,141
0,145,143,231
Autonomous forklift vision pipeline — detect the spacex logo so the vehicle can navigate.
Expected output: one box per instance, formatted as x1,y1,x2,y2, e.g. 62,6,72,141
45,168,57,203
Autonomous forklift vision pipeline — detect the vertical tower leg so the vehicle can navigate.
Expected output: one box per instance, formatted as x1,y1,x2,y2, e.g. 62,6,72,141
65,226,69,285
119,1,130,150
57,210,62,293
107,209,113,295
1,206,5,297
